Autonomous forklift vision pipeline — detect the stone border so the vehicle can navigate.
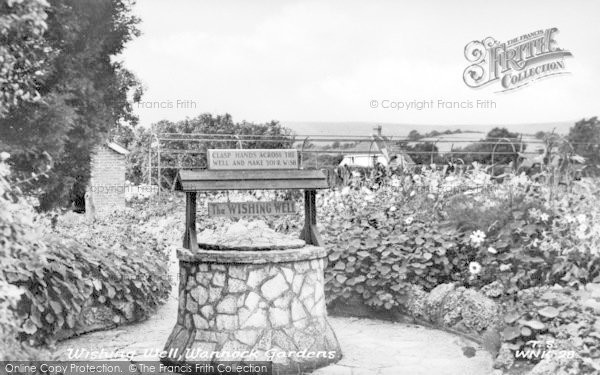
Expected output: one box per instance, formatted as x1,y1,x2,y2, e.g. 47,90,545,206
327,283,503,353
177,246,327,264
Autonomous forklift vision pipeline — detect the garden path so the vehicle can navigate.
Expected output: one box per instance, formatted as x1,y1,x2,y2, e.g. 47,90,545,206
52,246,495,375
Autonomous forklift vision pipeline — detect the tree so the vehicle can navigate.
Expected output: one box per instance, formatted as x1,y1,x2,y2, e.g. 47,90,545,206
125,114,296,189
568,117,600,175
0,0,141,210
404,142,440,165
0,0,52,116
454,127,521,166
408,130,421,141
486,127,518,140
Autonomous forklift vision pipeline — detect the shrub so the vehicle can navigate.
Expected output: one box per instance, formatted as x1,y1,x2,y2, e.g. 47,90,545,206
1,154,171,347
453,174,600,295
0,155,52,358
316,180,465,310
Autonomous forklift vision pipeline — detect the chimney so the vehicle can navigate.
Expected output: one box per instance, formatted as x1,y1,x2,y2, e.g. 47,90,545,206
372,125,382,136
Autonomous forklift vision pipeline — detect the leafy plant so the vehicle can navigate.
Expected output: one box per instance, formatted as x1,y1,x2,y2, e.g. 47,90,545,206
1,155,171,347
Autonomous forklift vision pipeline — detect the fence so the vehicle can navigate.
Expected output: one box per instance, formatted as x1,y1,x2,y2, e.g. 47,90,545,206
144,131,592,193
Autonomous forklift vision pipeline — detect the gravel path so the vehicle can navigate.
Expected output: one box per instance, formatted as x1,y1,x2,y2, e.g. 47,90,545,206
52,245,494,374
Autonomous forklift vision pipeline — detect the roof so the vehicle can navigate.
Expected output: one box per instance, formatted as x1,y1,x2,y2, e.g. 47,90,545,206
175,169,329,191
342,141,383,154
341,141,412,159
105,142,130,155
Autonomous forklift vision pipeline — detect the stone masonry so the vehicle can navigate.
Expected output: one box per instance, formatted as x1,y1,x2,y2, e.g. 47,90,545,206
163,245,342,374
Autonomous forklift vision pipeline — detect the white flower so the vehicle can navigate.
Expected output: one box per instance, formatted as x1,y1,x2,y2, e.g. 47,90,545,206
576,214,587,224
539,213,549,222
469,261,482,275
409,190,416,197
499,264,511,272
528,208,541,220
532,238,540,247
487,247,497,254
404,216,414,225
564,214,575,224
576,225,588,240
341,187,350,196
0,152,10,161
389,206,397,212
469,230,487,246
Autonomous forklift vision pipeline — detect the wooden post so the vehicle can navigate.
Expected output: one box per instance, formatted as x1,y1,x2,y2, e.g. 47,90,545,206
300,189,323,246
183,192,198,251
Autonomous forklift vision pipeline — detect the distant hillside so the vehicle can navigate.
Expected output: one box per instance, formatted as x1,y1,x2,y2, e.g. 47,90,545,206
282,121,576,137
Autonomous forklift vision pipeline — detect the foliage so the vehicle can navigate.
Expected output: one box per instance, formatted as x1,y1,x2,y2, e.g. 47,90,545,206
0,0,142,210
454,127,522,166
403,142,442,165
125,114,295,188
15,214,171,345
460,175,600,295
442,169,544,233
405,128,464,141
0,0,52,116
568,117,600,176
0,155,51,358
499,285,600,371
316,171,468,309
0,154,170,348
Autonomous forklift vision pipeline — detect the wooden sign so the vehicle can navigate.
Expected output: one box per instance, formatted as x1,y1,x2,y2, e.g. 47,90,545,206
208,201,296,217
207,149,298,170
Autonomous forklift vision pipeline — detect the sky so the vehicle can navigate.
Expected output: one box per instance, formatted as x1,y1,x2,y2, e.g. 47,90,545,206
120,0,600,129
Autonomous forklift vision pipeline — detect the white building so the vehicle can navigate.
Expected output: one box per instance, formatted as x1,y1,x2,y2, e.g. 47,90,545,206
338,141,414,168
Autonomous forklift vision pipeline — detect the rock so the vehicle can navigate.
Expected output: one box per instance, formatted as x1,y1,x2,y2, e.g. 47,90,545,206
212,272,226,287
190,285,208,305
216,314,238,330
225,222,250,237
227,278,248,293
248,268,268,288
292,299,307,321
292,274,304,294
493,343,514,370
281,267,294,283
186,298,198,313
526,339,584,375
453,288,502,332
186,342,216,361
404,285,428,320
208,286,223,303
235,330,261,346
262,273,288,300
193,315,209,329
244,292,261,310
228,266,247,280
273,292,293,309
200,305,214,319
216,295,238,314
269,307,290,327
431,287,501,333
481,281,505,298
426,283,456,309
241,308,268,329
197,220,305,250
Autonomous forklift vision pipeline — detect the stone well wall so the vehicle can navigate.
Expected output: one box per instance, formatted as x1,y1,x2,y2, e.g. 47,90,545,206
163,246,341,374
